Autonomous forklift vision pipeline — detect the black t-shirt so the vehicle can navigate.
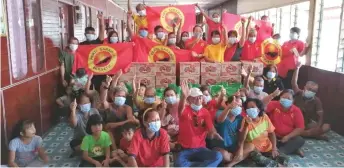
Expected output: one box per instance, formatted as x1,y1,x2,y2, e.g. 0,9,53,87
79,38,103,45
231,45,243,61
263,77,284,98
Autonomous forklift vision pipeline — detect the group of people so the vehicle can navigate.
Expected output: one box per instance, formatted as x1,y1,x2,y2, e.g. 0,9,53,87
6,1,331,167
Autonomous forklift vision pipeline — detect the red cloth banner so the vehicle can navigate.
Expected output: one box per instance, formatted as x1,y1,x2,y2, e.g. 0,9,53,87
146,5,196,33
254,20,273,42
133,36,193,63
73,43,134,75
222,13,243,39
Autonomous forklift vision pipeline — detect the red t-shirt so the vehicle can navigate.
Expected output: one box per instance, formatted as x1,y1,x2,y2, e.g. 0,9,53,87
206,18,222,44
266,101,305,137
178,105,213,148
278,40,305,78
204,99,217,121
127,129,170,167
255,21,273,42
119,138,131,152
185,37,207,61
241,41,261,61
103,38,109,44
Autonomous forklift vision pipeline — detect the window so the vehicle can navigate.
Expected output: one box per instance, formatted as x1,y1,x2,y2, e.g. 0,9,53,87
0,0,6,35
7,0,28,79
24,0,44,73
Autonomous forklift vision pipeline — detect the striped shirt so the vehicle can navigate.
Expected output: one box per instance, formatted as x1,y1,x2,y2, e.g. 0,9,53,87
9,136,42,167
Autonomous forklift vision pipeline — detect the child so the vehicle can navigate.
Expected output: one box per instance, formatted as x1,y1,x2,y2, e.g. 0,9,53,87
8,120,49,167
80,114,113,167
127,108,170,167
71,68,88,92
111,123,137,166
56,85,73,118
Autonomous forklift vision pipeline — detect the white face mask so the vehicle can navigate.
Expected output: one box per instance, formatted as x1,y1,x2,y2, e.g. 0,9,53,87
157,32,165,39
182,36,189,42
290,33,299,40
138,10,146,16
213,17,220,23
228,37,237,44
69,44,78,51
86,34,96,41
212,37,220,44
168,38,176,45
110,37,119,43
249,37,256,43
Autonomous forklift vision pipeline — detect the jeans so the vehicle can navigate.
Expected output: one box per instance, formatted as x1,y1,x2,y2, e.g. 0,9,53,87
278,136,305,155
174,147,223,167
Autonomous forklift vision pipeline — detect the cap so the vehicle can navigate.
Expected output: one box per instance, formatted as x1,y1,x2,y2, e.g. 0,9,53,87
189,88,203,97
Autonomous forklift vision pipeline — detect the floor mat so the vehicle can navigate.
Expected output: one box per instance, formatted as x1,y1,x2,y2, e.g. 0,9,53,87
42,122,344,167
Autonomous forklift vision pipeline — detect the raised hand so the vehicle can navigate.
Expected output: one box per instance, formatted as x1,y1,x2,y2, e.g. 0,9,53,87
70,99,77,111
105,75,112,86
181,80,190,98
241,17,246,24
272,88,281,97
248,64,253,74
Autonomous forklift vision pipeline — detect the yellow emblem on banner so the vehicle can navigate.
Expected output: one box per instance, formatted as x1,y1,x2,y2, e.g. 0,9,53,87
160,7,185,32
148,45,176,62
260,38,281,65
88,46,117,73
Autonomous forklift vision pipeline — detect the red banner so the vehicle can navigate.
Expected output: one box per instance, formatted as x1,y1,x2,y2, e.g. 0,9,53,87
146,5,196,33
254,20,273,42
133,36,193,63
222,13,243,38
73,43,134,75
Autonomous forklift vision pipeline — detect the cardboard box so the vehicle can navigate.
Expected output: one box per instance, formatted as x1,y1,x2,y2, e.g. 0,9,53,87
242,61,264,77
179,75,200,85
134,63,156,76
155,62,176,76
220,75,242,84
201,76,220,85
136,76,155,87
118,75,134,85
156,76,177,88
201,62,221,76
179,62,200,77
122,64,136,76
221,62,242,76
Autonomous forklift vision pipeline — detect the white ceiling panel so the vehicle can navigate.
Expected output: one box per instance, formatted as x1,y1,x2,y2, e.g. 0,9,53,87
113,0,228,11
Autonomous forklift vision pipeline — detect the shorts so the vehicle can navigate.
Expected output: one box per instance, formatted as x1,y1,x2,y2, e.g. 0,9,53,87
206,139,238,153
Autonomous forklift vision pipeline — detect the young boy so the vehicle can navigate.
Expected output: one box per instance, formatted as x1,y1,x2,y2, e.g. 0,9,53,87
111,123,136,166
56,85,73,118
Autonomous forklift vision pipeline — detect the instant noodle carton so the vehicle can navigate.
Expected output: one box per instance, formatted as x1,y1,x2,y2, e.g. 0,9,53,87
179,62,200,77
220,75,242,84
118,75,134,85
220,62,242,76
136,76,155,87
242,61,264,77
201,62,221,76
156,76,177,88
134,63,156,76
179,75,200,85
155,62,176,76
201,76,221,85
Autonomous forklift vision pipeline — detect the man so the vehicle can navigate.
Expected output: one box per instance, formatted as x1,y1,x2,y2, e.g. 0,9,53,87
127,0,147,33
292,63,331,141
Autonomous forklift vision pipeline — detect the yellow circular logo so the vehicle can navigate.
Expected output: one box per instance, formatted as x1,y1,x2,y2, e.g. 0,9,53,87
148,45,176,62
88,46,117,73
260,39,282,65
160,7,185,32
233,20,254,40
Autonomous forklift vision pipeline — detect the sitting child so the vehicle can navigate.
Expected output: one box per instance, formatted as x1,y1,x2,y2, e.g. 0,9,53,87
56,85,73,118
71,68,88,92
8,120,49,167
80,114,114,167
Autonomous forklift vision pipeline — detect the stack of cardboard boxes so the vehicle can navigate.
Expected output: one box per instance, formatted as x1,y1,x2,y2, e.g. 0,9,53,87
201,62,221,85
155,62,176,88
220,62,243,83
179,62,201,85
242,61,264,77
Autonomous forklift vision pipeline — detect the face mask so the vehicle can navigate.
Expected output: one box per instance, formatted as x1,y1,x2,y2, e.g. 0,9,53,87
229,37,237,44
249,37,256,43
213,17,220,23
138,10,146,16
191,104,202,111
231,106,242,117
241,96,247,102
193,32,202,38
86,34,95,41
246,108,259,119
280,98,293,108
168,38,176,45
147,121,161,133
290,33,298,40
114,97,126,106
144,97,155,104
304,90,316,99
139,30,148,38
69,44,78,51
203,95,211,104
165,96,177,104
182,36,189,42
253,86,264,94
212,37,220,44
80,103,91,113
157,32,165,39
266,72,276,79
110,37,119,43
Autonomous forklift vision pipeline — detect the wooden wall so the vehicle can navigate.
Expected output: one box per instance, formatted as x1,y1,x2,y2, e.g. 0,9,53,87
0,0,125,164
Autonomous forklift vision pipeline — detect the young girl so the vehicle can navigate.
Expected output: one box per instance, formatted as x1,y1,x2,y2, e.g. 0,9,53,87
80,114,112,167
71,68,88,92
127,108,170,167
8,120,49,167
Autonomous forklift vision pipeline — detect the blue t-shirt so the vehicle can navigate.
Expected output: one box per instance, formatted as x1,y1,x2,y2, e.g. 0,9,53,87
9,136,42,167
215,110,243,149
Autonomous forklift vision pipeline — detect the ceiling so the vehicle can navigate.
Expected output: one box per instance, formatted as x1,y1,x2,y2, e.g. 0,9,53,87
113,0,228,11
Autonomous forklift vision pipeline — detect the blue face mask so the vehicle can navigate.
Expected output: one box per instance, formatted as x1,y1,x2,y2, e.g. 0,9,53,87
80,103,91,113
139,30,148,38
246,108,259,119
110,37,119,43
266,72,276,79
231,106,242,117
165,96,177,104
148,121,161,133
144,97,155,104
191,104,202,111
253,86,264,94
280,98,293,108
304,90,316,99
203,95,211,104
114,97,126,106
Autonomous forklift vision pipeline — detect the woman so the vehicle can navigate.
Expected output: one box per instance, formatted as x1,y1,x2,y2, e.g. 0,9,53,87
266,89,305,156
185,25,207,61
262,65,284,98
203,28,228,63
59,37,79,87
100,76,139,151
177,31,189,49
200,85,219,121
158,87,179,138
167,32,180,49
224,18,246,61
107,31,120,44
